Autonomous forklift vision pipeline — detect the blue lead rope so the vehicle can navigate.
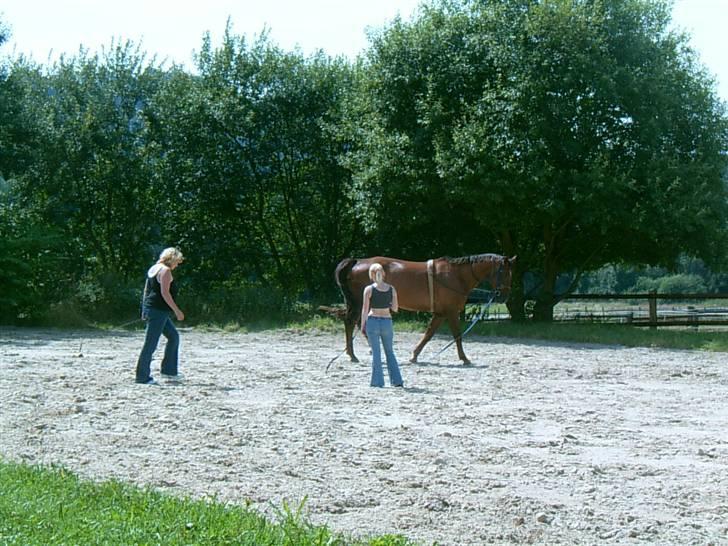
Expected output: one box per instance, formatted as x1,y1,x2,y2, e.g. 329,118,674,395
432,292,498,358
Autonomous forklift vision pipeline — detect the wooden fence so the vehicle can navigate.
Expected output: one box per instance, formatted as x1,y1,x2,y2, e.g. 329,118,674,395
554,292,728,327
468,292,728,326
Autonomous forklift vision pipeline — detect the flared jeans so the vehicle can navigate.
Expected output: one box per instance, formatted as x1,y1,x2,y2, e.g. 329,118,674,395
135,307,179,383
366,316,403,387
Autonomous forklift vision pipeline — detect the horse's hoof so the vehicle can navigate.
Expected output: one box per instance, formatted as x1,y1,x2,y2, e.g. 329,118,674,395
351,356,359,363
462,360,472,366
409,356,418,363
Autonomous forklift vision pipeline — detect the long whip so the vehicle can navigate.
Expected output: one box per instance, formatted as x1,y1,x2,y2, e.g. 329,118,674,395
326,329,358,372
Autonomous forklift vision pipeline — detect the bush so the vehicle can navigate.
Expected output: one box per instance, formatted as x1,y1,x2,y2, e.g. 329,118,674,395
184,281,310,325
632,276,661,293
658,274,707,294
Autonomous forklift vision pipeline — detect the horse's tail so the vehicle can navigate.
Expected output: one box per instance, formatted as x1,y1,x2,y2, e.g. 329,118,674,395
335,257,358,324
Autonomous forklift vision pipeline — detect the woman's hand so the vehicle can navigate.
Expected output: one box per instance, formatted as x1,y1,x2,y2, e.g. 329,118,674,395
175,310,185,321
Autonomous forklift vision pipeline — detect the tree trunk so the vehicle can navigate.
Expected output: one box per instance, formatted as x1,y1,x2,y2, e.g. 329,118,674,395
532,257,558,322
500,229,527,322
532,295,555,321
506,283,526,321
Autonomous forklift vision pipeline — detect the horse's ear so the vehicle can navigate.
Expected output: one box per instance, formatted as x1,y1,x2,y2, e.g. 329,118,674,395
509,255,517,264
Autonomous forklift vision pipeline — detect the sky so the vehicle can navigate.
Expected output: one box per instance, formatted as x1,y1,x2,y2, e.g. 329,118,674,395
1,0,727,102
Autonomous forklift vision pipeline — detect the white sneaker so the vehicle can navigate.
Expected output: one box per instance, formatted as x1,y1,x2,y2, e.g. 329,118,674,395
161,372,185,382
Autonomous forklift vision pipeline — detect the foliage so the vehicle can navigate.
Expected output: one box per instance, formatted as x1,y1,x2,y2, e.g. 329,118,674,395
148,27,358,301
348,0,728,321
0,178,67,322
3,44,167,286
0,17,8,48
578,255,728,294
1,4,727,325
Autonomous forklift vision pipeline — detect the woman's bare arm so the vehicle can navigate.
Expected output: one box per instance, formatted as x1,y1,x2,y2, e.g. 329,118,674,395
360,285,371,333
159,267,184,320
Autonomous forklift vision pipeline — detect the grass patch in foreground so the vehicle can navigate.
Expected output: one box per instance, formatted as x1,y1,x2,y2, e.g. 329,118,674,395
0,460,416,546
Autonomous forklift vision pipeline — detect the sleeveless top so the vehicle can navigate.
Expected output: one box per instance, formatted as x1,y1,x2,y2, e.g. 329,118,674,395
143,267,178,312
370,285,393,309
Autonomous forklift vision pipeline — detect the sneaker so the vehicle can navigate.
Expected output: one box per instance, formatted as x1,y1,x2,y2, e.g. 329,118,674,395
136,377,158,385
161,372,185,382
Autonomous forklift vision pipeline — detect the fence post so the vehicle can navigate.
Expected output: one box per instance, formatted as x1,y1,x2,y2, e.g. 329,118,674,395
649,290,657,328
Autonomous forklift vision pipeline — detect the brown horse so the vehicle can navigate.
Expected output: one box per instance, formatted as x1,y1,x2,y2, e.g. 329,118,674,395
335,253,516,364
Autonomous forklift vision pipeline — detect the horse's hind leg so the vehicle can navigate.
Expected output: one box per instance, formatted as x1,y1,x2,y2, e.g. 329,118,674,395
345,317,359,363
410,314,444,363
446,312,470,364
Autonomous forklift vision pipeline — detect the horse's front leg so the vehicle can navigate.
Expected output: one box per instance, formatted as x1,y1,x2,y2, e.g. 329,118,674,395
446,312,470,364
410,314,444,362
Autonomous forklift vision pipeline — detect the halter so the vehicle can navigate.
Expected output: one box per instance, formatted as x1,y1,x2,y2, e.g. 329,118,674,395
469,255,504,299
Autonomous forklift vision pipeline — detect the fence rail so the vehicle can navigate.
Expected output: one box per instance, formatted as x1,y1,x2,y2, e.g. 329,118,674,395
560,293,728,300
556,292,728,327
466,292,728,326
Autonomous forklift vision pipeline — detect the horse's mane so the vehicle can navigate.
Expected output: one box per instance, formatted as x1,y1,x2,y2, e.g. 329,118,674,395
445,253,502,265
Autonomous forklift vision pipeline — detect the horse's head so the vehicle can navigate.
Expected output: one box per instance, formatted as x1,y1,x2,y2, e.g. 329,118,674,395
496,255,517,301
481,254,517,301
469,254,516,301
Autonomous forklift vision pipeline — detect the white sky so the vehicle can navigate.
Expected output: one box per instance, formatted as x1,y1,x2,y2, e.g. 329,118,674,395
1,0,726,102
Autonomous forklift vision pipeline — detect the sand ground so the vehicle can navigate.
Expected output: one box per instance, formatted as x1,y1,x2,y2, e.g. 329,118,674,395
1,326,727,545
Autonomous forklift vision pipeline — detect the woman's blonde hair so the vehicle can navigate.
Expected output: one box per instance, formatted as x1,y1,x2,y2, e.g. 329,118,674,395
158,247,184,266
368,263,384,283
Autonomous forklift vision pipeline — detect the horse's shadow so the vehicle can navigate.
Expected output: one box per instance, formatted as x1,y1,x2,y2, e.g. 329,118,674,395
405,359,489,369
399,386,432,394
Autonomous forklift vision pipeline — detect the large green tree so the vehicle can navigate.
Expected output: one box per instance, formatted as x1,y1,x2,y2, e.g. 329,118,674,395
149,28,357,299
9,43,165,283
0,21,67,321
348,0,728,320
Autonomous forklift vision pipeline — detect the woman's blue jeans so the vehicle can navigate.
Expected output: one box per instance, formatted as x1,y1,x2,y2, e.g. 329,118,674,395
366,316,403,387
135,307,179,382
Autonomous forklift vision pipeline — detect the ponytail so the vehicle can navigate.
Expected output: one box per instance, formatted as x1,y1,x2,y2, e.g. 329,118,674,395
368,263,385,283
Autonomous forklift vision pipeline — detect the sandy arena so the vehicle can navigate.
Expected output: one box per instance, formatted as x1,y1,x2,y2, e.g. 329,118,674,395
1,326,727,545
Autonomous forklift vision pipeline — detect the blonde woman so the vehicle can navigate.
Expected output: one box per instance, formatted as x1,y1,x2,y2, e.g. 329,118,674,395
135,247,185,385
360,263,404,388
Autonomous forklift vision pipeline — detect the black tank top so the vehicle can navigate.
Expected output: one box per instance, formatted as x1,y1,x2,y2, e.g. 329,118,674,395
370,285,392,309
143,269,178,312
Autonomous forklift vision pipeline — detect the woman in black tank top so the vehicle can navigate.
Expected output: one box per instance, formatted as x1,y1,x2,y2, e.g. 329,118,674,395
360,263,404,388
135,247,186,385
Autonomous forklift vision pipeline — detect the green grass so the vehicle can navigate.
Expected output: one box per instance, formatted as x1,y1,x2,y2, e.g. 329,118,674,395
67,304,728,352
0,460,416,546
294,314,728,352
468,321,728,351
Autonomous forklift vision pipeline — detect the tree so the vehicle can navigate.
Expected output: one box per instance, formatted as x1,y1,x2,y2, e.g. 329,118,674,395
348,0,728,320
0,17,8,46
149,27,358,299
9,42,166,284
343,4,498,259
0,21,66,322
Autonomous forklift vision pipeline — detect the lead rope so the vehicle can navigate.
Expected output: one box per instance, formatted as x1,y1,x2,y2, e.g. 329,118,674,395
431,291,498,359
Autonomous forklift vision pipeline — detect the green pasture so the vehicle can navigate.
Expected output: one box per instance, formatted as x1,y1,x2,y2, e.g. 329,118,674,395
293,314,728,353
